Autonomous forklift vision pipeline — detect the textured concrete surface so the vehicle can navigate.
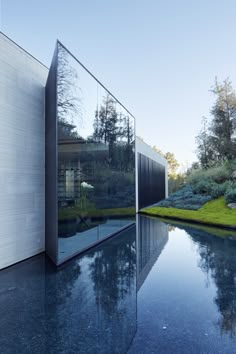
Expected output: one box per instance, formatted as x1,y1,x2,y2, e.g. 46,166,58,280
0,32,48,269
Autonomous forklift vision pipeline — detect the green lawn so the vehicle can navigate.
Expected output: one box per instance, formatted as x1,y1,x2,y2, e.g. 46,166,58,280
140,197,236,229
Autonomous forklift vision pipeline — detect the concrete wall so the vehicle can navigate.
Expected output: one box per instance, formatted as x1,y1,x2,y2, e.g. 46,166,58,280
0,33,48,269
136,137,168,211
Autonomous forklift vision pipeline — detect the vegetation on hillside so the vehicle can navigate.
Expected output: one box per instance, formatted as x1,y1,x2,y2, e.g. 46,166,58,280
145,78,236,227
152,147,185,194
141,198,236,229
196,78,236,167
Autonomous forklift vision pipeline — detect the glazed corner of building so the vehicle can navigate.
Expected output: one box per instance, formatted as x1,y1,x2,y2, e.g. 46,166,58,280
0,31,168,270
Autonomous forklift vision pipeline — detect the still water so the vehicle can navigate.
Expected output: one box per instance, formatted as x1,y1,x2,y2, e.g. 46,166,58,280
0,215,236,353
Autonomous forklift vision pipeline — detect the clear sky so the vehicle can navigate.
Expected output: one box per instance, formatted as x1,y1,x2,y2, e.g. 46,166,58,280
1,0,236,168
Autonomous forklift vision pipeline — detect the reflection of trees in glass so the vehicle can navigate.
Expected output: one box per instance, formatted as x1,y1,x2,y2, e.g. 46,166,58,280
183,226,236,337
58,121,84,140
89,228,136,317
93,93,134,171
57,43,82,140
93,94,120,145
123,115,134,171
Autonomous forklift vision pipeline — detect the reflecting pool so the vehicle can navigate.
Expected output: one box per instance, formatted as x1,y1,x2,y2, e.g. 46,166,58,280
1,215,236,353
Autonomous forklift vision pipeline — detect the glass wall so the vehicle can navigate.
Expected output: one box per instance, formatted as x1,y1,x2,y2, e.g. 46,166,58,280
56,43,135,263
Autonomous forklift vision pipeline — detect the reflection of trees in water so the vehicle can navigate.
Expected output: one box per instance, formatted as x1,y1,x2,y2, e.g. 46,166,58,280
183,225,236,337
44,230,137,353
46,259,81,306
89,228,136,317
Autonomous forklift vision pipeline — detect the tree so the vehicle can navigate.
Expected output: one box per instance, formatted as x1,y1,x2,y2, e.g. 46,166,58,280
164,152,180,177
153,146,183,193
195,117,217,168
153,147,180,177
196,78,236,166
210,78,236,160
152,145,163,156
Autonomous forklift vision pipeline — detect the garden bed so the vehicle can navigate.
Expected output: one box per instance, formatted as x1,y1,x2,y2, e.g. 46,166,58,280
140,197,236,230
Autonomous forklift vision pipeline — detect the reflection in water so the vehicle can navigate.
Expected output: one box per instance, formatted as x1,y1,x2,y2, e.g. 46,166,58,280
179,224,236,337
137,215,168,290
151,218,236,339
130,217,236,354
2,216,236,353
0,226,137,354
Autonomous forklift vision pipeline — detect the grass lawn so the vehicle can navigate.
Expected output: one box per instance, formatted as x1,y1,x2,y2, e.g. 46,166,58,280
140,197,236,229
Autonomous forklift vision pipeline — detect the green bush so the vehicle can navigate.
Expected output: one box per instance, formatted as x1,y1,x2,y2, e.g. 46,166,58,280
210,183,227,198
186,162,232,185
192,178,214,195
226,159,236,174
157,185,212,210
225,189,236,204
192,178,235,199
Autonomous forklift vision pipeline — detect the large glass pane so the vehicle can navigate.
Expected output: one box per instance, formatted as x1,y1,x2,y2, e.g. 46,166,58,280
57,43,135,262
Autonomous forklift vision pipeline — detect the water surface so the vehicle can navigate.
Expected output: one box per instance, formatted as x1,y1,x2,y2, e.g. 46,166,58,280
130,216,236,353
0,215,236,353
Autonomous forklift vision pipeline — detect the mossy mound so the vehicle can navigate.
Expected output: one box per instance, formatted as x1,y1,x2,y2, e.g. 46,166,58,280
141,197,236,229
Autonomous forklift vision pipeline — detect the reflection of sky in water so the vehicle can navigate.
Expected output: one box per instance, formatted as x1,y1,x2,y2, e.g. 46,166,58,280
130,216,236,353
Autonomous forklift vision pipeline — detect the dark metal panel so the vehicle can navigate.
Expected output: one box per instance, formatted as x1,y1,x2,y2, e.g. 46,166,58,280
138,153,166,209
45,44,58,264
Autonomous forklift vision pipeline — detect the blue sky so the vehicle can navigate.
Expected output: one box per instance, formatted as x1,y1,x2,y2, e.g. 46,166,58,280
1,0,236,167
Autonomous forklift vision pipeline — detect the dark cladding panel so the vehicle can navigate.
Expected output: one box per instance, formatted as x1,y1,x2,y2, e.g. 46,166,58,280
45,45,58,264
138,153,165,209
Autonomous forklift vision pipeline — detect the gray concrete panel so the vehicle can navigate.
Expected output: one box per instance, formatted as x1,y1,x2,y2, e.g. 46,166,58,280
0,33,48,269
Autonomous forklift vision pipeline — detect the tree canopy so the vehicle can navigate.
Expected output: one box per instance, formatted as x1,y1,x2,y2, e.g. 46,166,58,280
196,78,236,167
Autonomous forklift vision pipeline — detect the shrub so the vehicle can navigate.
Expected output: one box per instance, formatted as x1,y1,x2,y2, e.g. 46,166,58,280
226,159,236,175
210,183,226,198
157,185,212,210
192,178,215,195
186,162,231,185
192,179,235,199
225,189,236,204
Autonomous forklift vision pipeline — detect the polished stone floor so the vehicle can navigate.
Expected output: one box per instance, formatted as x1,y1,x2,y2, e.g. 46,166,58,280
1,216,236,353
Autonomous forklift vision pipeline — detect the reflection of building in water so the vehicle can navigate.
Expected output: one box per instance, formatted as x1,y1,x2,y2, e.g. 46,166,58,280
0,225,137,353
137,215,168,290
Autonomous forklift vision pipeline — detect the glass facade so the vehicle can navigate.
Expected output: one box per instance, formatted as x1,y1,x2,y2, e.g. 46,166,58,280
55,42,135,263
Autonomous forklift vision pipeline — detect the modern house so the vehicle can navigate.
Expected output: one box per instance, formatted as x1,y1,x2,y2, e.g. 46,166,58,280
0,32,168,269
